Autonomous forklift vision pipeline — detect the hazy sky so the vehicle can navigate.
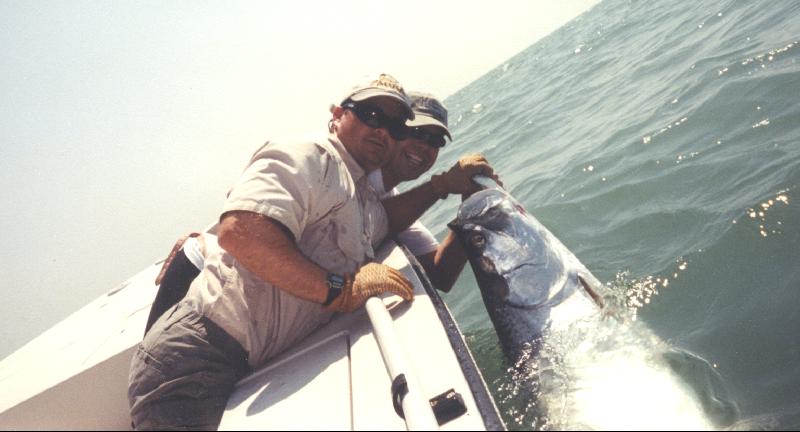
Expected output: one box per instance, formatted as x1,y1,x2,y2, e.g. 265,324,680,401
0,0,600,358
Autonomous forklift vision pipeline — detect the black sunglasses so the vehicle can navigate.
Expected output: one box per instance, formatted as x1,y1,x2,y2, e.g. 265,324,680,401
407,127,448,149
342,101,408,140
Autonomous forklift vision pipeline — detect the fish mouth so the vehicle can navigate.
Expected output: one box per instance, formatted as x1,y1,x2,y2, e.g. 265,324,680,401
500,263,552,310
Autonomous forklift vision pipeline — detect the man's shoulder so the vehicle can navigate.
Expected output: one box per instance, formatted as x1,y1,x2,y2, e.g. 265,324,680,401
249,135,338,161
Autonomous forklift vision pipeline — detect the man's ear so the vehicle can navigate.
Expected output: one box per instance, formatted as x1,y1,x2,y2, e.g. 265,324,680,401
329,105,345,133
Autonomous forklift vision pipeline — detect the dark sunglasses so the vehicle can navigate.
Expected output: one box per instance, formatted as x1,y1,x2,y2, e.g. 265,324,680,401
342,101,408,140
407,127,448,149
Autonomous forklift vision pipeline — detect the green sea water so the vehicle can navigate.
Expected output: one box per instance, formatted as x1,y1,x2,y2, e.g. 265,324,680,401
418,0,800,429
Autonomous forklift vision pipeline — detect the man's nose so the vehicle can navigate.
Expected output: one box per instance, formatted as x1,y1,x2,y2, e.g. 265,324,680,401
373,127,392,143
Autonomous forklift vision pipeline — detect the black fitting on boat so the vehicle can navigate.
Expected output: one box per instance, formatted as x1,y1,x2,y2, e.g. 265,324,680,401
391,374,409,419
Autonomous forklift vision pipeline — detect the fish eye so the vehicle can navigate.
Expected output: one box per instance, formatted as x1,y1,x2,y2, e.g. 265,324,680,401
470,233,486,249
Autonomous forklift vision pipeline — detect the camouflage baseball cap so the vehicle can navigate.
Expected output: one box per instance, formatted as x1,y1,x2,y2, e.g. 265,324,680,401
406,92,451,140
341,73,414,120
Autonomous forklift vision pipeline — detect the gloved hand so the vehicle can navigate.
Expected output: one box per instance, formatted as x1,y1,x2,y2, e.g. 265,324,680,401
325,263,414,313
430,154,499,198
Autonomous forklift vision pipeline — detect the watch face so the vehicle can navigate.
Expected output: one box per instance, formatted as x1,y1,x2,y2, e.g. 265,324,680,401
328,274,345,289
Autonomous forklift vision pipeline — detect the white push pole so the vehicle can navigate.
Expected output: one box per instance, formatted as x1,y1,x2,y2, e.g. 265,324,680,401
365,297,439,431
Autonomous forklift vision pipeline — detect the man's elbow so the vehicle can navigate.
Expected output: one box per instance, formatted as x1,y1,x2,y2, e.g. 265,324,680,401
217,214,243,255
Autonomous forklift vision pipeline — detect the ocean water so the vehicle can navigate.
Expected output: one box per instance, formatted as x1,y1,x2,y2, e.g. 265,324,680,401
415,0,800,429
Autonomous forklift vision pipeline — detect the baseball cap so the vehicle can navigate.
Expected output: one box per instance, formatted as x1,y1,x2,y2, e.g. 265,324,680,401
341,73,414,120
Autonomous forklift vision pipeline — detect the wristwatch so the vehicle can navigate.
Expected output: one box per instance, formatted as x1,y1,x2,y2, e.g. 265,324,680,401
323,273,346,306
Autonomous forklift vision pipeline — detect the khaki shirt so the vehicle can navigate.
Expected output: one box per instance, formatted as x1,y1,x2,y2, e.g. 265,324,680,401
187,135,388,368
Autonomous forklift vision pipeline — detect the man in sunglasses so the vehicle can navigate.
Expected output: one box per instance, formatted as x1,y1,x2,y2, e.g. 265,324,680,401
130,74,423,430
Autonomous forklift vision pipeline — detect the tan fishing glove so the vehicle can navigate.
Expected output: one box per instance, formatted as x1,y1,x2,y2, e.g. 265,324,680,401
325,263,414,313
430,153,498,198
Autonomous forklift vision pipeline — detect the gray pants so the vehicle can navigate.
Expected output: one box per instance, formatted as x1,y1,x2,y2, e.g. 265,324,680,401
128,301,250,431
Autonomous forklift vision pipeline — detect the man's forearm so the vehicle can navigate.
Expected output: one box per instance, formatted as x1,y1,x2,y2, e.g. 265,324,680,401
382,180,442,238
419,231,467,293
218,211,329,304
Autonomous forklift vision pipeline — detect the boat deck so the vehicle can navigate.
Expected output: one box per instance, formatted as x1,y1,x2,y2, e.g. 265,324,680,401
0,242,503,430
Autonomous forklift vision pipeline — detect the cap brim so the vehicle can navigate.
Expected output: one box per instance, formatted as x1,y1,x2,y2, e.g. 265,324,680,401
406,115,452,140
349,90,415,120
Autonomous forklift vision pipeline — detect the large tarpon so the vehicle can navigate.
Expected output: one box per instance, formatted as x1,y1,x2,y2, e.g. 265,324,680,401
449,183,605,361
449,180,738,430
